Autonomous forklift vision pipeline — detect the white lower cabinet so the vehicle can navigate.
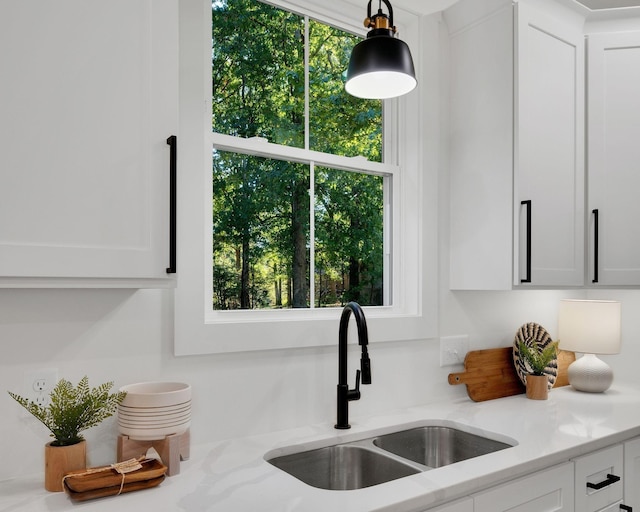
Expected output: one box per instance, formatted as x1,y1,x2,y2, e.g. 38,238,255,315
473,462,574,512
420,437,640,511
624,437,640,510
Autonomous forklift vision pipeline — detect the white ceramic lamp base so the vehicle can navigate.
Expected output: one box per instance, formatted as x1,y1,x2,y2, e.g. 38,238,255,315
568,353,613,393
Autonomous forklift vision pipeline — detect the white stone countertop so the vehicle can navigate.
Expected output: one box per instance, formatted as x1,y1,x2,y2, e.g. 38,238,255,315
2,384,640,512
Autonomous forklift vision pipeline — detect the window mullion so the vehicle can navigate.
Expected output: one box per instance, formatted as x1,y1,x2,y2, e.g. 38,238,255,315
309,161,315,309
304,15,310,151
305,17,314,308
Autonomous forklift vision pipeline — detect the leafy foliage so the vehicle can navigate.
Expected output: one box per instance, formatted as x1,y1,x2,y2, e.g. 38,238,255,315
517,341,559,376
8,376,126,446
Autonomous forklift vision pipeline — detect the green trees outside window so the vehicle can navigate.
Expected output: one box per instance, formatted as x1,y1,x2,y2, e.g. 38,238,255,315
212,0,384,310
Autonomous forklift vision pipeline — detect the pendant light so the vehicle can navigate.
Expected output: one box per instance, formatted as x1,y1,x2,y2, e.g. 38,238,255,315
345,0,417,100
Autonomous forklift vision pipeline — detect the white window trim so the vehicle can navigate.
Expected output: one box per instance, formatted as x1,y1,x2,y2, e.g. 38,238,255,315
174,0,435,355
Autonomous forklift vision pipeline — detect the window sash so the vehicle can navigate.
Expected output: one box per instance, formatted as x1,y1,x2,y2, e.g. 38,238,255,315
210,133,397,176
208,132,394,315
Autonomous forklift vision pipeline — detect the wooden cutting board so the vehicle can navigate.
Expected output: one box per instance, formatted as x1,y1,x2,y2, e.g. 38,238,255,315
448,347,575,402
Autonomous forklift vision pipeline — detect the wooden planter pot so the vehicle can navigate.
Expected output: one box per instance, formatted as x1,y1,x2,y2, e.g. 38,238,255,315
526,374,549,400
44,440,86,492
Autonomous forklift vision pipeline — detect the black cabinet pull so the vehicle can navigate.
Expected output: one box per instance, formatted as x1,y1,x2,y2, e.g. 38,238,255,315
620,504,632,511
521,200,532,283
592,208,599,283
166,135,177,274
586,473,620,490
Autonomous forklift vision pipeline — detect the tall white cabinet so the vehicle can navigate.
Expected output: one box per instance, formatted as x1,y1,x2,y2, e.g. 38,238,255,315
0,0,178,285
587,31,640,286
447,0,585,289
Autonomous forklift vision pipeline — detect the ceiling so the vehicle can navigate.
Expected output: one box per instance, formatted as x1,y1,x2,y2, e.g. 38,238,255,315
385,0,640,15
575,0,640,8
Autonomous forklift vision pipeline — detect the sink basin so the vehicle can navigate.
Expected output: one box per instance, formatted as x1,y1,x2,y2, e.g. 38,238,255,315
373,426,513,468
267,444,420,490
266,423,515,490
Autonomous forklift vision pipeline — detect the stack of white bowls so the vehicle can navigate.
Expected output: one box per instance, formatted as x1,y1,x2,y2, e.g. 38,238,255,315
117,382,191,441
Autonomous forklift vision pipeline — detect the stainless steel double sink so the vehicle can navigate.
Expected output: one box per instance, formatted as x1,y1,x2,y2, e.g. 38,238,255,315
266,425,514,490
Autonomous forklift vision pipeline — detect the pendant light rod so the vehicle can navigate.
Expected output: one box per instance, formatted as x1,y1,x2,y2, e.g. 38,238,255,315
365,0,394,32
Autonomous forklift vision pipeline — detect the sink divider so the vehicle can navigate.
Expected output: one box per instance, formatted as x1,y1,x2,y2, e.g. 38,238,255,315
341,436,434,472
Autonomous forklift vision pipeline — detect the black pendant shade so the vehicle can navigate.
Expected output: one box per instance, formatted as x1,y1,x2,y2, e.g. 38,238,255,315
345,0,417,99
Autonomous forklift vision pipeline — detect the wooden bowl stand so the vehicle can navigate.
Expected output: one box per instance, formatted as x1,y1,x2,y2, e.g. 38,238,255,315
117,429,190,476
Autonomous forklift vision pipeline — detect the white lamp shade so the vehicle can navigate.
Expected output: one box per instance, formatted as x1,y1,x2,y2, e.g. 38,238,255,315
558,299,621,354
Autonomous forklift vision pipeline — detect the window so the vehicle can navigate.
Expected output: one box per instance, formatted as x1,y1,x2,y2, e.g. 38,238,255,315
211,0,385,310
175,0,433,355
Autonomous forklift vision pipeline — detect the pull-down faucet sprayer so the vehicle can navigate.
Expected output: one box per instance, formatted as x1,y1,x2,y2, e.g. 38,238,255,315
335,301,371,430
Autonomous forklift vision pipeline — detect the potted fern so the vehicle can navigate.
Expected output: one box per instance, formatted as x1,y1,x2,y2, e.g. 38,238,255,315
8,376,126,491
517,340,559,400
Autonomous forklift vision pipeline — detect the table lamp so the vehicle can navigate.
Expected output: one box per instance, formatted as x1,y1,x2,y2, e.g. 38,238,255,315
558,299,621,393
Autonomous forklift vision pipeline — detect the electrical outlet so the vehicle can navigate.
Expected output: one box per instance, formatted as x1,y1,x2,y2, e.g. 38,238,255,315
33,379,48,392
23,368,58,407
439,335,469,367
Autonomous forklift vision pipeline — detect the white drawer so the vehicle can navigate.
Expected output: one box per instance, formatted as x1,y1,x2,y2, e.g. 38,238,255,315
597,501,625,512
574,444,624,512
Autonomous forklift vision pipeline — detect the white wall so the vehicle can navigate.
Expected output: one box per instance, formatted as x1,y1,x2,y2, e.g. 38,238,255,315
2,7,640,485
0,288,450,481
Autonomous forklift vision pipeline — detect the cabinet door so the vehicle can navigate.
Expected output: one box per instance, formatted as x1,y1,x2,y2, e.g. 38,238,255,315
574,444,623,512
423,497,473,512
474,462,574,512
0,0,177,283
624,437,640,510
515,1,585,286
587,32,640,285
447,1,514,290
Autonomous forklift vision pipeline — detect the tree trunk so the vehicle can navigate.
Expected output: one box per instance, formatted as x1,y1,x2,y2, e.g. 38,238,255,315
274,264,282,307
291,178,308,308
240,237,250,309
347,256,361,303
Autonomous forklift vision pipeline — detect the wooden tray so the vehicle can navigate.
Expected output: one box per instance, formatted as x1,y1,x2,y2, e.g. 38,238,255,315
64,475,165,502
63,458,166,496
448,347,575,402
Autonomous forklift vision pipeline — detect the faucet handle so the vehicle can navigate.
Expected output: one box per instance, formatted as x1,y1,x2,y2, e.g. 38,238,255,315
347,370,361,401
361,353,372,385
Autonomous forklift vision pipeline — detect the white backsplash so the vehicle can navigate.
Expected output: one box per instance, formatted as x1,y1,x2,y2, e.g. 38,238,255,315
1,286,637,482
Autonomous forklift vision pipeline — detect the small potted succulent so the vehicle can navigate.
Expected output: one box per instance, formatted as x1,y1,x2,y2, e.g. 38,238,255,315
517,340,559,400
8,376,126,491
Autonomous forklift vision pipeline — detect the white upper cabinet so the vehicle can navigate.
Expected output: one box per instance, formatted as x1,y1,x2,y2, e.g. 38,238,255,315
587,31,640,286
0,0,178,285
515,2,585,287
447,0,585,290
